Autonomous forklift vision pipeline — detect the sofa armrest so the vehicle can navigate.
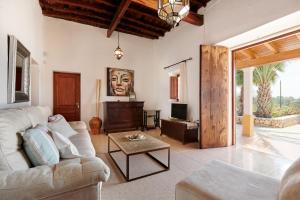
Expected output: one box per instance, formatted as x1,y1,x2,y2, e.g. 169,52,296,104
0,165,54,200
68,121,87,131
0,157,110,200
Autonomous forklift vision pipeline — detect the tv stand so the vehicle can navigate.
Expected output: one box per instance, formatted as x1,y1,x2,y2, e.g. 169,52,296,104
161,119,198,144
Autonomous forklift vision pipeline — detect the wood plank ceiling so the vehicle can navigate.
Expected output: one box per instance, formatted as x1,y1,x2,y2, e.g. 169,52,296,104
39,0,210,39
235,31,300,69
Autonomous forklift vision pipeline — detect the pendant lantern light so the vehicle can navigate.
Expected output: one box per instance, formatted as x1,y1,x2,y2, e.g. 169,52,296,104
158,0,190,27
114,32,124,60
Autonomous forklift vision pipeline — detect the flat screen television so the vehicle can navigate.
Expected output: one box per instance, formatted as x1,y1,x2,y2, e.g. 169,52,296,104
171,103,187,120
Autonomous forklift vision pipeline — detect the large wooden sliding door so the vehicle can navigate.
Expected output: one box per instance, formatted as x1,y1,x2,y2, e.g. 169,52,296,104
53,72,81,121
200,45,229,148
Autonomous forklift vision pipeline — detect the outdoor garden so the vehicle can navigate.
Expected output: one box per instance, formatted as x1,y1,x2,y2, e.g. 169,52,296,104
236,61,300,128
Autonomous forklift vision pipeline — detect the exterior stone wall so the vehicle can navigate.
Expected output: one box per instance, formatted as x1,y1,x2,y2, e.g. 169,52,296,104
236,115,300,128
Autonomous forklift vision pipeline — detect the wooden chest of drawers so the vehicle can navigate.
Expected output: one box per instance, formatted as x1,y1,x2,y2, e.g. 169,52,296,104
103,101,144,133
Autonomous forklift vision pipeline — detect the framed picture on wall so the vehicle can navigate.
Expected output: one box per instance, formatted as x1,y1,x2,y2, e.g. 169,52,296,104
107,67,134,96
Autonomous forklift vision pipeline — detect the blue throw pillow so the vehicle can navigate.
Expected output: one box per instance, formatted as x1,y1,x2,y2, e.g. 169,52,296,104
21,124,59,166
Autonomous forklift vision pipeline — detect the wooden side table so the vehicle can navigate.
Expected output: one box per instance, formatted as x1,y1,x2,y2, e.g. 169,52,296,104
143,110,160,130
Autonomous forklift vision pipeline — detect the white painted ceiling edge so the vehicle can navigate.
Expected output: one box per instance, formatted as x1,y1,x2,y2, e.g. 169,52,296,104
218,10,300,49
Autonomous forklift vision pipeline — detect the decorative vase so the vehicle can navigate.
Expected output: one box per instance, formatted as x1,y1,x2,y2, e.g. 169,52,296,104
89,117,102,135
89,79,103,134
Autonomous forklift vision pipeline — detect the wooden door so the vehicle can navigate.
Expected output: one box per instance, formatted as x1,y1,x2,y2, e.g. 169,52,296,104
200,45,229,148
53,72,80,121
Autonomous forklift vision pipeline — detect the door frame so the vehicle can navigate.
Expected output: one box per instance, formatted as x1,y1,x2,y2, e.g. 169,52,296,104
231,28,300,145
53,71,81,121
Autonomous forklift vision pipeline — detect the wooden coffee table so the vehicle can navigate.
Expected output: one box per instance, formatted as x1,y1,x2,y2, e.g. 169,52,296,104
108,131,170,182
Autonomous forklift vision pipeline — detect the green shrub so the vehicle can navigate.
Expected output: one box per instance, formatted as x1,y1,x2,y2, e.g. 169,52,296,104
272,104,300,117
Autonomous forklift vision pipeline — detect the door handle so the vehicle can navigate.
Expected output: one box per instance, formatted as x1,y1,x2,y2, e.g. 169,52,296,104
76,102,80,109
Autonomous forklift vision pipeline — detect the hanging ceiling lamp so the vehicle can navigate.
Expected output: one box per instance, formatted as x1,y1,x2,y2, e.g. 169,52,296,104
158,0,190,27
114,32,124,60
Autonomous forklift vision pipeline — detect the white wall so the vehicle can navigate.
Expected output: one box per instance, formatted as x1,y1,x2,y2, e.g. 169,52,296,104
31,61,40,106
154,0,300,144
41,17,157,123
204,0,300,44
0,0,44,108
153,24,204,121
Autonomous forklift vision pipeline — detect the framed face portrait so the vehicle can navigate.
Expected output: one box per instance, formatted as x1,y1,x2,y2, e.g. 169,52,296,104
107,68,134,96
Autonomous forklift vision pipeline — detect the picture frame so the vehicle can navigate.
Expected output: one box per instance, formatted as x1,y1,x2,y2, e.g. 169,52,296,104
7,35,31,103
107,67,134,96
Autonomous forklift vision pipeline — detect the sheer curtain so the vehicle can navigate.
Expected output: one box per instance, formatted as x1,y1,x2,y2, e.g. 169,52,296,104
179,61,188,103
166,61,188,103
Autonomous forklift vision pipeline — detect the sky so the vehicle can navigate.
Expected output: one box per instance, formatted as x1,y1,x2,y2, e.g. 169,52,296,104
271,58,300,98
236,58,300,98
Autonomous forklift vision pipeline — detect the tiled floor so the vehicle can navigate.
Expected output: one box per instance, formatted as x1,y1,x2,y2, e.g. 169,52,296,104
91,128,294,200
237,124,300,160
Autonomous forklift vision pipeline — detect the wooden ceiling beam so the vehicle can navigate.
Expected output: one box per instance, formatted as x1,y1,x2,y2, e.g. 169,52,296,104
236,48,300,69
94,0,171,29
40,0,209,38
190,0,206,12
41,3,164,37
130,0,205,26
116,28,158,39
125,9,171,29
127,2,172,28
43,11,109,29
117,23,160,38
264,42,279,53
233,52,241,60
121,17,167,34
132,0,156,10
96,1,171,29
42,11,158,39
40,3,111,23
107,0,132,38
43,0,116,10
42,0,115,14
43,1,168,33
239,49,257,59
132,0,208,13
183,12,204,26
296,33,300,40
43,10,161,38
42,0,171,30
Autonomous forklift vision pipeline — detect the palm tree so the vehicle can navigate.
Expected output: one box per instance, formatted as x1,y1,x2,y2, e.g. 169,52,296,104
236,70,244,116
253,62,284,118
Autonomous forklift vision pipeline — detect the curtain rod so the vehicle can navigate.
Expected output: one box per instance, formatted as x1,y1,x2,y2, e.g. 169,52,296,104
163,57,192,70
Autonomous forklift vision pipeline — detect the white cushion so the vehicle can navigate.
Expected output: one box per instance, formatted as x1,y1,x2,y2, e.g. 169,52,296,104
279,158,300,200
176,160,280,200
48,115,77,138
0,109,32,171
21,125,59,166
68,121,87,130
69,129,96,157
51,131,80,159
21,106,52,127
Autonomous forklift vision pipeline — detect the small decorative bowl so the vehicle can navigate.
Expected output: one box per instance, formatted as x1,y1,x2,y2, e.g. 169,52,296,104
126,133,145,141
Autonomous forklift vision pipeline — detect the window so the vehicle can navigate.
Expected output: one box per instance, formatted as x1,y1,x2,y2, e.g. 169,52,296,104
170,75,179,101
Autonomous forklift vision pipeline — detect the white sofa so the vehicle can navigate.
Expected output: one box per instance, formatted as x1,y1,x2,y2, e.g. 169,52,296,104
176,158,300,200
0,106,110,200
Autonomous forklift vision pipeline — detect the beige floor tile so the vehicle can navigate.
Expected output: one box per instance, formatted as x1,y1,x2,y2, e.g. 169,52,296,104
91,128,294,200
